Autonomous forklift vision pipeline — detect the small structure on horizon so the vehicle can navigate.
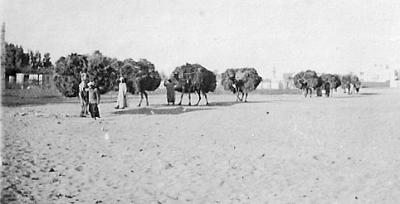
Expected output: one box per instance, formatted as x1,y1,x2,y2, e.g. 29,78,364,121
390,68,400,88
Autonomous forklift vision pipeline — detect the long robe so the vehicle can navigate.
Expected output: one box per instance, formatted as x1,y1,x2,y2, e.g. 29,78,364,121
88,87,100,118
116,82,127,108
164,80,175,103
79,81,88,116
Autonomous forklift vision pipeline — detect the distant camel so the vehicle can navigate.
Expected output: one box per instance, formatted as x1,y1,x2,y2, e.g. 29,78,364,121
293,70,322,97
319,73,342,97
221,68,262,102
341,74,361,94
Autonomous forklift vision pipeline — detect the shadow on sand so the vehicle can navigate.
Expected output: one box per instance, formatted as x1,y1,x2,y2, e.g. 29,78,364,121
358,92,380,96
112,106,214,115
207,100,270,106
330,92,380,98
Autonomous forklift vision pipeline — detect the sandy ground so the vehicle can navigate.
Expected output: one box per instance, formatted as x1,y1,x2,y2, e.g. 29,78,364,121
1,88,400,203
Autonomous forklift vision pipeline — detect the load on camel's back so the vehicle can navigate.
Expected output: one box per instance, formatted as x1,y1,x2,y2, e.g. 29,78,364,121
293,70,323,97
121,59,161,106
341,74,361,94
319,73,342,97
221,68,262,102
170,63,217,106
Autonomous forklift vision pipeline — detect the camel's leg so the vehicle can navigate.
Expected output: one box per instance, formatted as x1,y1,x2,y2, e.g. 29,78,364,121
244,92,248,102
138,92,143,107
303,88,307,97
196,91,201,106
178,92,184,106
144,91,149,106
235,87,241,101
309,88,312,98
203,92,209,105
239,91,244,101
188,91,191,106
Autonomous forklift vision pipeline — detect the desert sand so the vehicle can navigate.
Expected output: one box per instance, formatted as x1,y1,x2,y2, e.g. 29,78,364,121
2,88,400,203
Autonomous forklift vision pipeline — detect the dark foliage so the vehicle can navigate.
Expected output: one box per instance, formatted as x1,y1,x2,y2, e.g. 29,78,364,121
54,53,88,97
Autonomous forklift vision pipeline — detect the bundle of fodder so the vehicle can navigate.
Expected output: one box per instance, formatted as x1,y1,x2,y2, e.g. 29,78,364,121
319,73,342,96
293,70,322,90
341,74,361,94
119,58,161,106
121,58,161,95
221,68,262,93
319,73,333,97
235,67,262,91
170,63,217,105
171,63,216,94
293,70,322,97
293,71,305,89
221,68,237,93
221,67,262,102
171,63,196,92
351,75,361,91
332,74,342,89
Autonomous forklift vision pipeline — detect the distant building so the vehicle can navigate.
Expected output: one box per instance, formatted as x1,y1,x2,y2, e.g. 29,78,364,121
361,64,392,82
259,79,272,89
282,73,295,89
259,71,295,90
390,68,400,88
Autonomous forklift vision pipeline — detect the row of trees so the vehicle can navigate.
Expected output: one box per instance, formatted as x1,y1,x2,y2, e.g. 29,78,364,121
54,50,160,97
4,43,53,75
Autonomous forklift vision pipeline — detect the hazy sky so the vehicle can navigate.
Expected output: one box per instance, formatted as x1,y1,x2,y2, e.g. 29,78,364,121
1,0,400,78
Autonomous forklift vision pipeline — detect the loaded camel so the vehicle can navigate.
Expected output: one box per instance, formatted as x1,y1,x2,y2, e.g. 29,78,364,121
221,68,262,102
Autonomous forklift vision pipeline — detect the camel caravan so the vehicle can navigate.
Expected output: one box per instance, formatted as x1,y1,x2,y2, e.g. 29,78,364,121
75,58,362,118
293,70,362,97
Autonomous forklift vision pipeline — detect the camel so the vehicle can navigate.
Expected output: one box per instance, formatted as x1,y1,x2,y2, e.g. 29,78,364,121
171,63,217,106
221,68,262,102
121,59,161,107
319,73,342,97
341,74,361,94
293,70,322,97
135,71,161,107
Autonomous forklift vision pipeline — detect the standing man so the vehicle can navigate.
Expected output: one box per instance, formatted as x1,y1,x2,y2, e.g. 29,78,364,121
87,81,100,119
164,79,176,105
115,77,127,109
79,72,89,117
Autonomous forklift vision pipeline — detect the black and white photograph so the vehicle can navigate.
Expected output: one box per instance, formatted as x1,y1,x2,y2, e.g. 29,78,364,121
1,0,400,203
